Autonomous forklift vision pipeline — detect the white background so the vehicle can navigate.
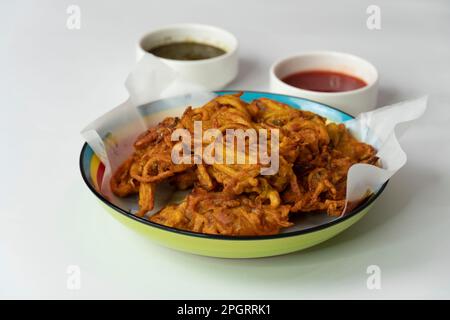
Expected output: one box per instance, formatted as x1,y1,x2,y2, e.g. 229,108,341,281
0,0,449,299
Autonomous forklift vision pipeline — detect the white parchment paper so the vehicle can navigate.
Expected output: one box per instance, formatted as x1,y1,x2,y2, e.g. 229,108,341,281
81,55,427,218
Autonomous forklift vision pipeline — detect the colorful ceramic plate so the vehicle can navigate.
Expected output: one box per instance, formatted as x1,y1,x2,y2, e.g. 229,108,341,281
80,91,387,258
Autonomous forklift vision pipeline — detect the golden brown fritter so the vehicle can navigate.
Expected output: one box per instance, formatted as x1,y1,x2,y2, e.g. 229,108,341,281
150,188,292,236
110,94,379,235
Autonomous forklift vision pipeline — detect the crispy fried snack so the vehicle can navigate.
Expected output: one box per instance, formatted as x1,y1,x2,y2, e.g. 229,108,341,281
151,188,292,236
110,94,379,235
111,117,194,216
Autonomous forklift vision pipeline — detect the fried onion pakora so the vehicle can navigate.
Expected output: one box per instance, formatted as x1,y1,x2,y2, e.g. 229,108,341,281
151,188,292,236
110,94,379,235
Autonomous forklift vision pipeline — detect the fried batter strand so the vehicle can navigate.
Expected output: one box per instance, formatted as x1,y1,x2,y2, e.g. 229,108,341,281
110,94,379,236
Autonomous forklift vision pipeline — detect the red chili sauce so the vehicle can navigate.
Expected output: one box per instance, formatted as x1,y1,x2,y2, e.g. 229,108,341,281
282,70,367,93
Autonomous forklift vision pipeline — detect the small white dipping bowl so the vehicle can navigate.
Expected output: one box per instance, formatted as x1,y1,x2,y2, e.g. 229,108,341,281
137,24,238,91
270,51,378,115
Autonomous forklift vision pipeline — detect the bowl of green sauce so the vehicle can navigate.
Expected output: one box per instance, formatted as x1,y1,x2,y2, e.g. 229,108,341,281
137,24,238,90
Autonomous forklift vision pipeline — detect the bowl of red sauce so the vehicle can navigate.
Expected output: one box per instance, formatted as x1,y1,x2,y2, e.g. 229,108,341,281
270,51,378,115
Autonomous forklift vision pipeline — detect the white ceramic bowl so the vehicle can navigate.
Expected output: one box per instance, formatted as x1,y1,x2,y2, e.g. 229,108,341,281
270,51,378,115
137,24,238,91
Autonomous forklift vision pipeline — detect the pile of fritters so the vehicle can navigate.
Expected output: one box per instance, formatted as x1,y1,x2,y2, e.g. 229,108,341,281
110,94,378,236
